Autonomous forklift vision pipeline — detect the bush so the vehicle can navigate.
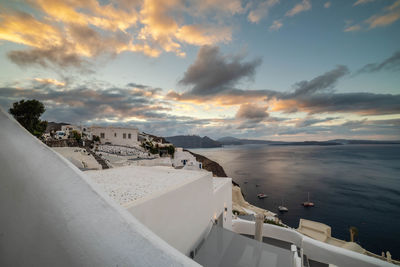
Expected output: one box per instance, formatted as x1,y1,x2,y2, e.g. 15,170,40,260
92,135,100,142
71,130,81,141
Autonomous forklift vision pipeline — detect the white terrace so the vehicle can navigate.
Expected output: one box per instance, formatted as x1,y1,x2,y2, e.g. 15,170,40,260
0,108,396,267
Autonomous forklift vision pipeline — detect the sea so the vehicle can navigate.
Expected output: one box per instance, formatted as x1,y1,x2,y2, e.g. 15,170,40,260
191,144,400,259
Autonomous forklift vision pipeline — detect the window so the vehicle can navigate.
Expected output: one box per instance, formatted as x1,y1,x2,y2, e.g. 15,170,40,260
114,133,117,137
123,133,126,139
128,133,131,139
100,133,105,138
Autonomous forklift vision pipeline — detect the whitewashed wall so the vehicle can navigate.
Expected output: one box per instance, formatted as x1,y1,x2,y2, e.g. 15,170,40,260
212,178,233,230
91,126,138,147
127,172,232,256
0,109,199,267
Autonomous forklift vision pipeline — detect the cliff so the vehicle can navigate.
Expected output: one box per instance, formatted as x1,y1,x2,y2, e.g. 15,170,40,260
187,150,240,187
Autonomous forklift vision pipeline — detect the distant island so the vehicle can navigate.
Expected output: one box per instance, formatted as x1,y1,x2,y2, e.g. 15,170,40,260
164,135,400,148
165,135,222,148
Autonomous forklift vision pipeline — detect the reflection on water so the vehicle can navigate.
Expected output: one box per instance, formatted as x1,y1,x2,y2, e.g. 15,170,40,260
191,144,400,258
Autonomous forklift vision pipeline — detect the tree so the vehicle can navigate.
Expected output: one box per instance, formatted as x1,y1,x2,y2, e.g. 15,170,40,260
70,130,81,141
9,99,47,137
167,145,175,158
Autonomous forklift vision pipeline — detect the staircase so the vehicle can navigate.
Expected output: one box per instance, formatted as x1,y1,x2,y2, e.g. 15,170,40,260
87,147,109,169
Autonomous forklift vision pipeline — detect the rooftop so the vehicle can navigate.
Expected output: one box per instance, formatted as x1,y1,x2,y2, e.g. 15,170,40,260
86,165,210,206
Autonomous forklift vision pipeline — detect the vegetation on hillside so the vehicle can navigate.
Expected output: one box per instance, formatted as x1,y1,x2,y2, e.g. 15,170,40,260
9,99,47,137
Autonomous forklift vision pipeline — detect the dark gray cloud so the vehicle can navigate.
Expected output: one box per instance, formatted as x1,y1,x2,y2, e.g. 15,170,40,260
179,45,262,95
358,50,400,73
292,92,400,115
7,45,89,70
289,65,349,97
0,82,170,123
170,60,400,116
295,117,339,127
126,83,162,94
236,103,269,122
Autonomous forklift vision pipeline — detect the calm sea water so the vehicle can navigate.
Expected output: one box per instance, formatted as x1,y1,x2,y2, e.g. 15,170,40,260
191,144,400,258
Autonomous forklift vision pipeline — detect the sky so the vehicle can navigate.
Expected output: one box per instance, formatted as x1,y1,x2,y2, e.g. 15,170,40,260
0,0,399,141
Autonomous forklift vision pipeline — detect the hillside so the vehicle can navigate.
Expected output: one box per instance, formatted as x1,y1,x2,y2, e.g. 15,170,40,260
165,135,222,148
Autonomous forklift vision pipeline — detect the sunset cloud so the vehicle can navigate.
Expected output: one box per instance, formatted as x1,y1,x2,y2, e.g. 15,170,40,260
357,50,400,73
365,0,400,28
343,25,361,32
177,45,262,96
247,0,279,23
353,0,375,6
170,50,400,117
0,0,236,68
236,103,269,122
269,20,283,31
285,0,311,17
33,78,66,87
0,81,170,123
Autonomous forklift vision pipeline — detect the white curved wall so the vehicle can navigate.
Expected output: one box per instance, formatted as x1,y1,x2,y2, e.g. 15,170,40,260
232,219,395,267
0,109,199,267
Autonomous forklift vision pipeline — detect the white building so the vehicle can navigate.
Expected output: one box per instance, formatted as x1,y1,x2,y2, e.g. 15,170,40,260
90,126,139,147
60,125,92,140
173,148,203,170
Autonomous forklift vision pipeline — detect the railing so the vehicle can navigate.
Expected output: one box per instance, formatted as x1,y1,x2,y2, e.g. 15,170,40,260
232,218,396,267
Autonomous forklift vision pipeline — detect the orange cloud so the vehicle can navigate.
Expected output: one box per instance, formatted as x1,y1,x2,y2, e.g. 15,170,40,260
34,78,65,86
0,12,63,48
0,0,235,67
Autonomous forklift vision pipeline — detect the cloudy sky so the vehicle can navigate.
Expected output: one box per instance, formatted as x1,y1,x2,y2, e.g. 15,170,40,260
0,0,399,140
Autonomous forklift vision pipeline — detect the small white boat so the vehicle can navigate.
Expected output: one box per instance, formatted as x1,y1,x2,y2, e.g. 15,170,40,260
278,198,288,212
278,206,288,212
302,192,314,207
257,193,268,199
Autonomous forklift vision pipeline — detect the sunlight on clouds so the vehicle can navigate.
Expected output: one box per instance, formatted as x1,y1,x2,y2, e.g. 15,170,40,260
365,0,400,28
0,0,236,66
285,0,311,17
0,12,63,48
34,78,65,87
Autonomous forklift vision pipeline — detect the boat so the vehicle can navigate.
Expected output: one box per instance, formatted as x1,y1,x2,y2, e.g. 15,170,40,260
278,206,288,212
278,198,288,212
257,193,268,199
302,192,314,207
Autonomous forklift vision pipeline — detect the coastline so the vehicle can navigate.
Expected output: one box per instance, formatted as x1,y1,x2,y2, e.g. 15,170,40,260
188,150,278,220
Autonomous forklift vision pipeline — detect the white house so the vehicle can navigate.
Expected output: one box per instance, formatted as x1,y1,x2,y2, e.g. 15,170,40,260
90,126,139,147
173,148,202,170
61,124,92,140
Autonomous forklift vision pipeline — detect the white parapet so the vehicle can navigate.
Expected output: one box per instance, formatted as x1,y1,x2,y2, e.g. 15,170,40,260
232,218,396,267
0,109,199,267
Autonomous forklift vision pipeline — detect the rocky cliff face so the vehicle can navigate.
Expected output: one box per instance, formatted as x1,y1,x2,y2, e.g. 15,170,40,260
187,150,239,187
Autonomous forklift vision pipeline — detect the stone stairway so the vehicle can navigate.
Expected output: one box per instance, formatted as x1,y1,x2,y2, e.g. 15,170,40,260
87,147,109,169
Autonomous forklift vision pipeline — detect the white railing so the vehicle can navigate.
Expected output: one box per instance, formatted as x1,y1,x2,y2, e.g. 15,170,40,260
232,218,396,267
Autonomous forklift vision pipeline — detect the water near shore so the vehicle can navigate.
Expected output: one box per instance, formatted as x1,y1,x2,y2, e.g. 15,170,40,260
191,144,400,258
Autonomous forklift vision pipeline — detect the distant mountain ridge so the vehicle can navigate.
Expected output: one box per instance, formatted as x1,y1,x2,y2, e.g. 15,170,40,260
165,135,222,148
217,136,400,146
